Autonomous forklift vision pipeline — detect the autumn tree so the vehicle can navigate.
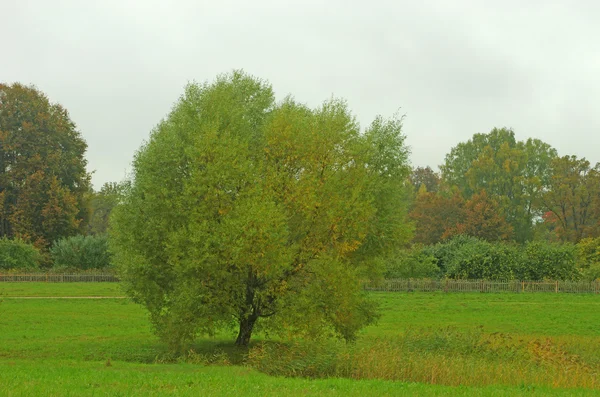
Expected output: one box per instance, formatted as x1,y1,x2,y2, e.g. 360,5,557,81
410,166,440,193
409,187,465,245
0,83,90,248
440,127,556,242
444,189,513,241
109,71,413,350
410,186,512,244
538,156,600,242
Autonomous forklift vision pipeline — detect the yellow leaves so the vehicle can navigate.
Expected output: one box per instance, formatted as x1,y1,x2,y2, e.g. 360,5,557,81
338,239,362,255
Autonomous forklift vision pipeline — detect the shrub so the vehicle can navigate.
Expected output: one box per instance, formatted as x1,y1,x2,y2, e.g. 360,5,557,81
577,237,600,281
0,237,42,270
421,236,582,281
577,237,600,266
385,245,440,278
424,236,521,280
50,234,112,271
581,263,600,281
422,235,481,275
520,241,580,281
447,239,520,280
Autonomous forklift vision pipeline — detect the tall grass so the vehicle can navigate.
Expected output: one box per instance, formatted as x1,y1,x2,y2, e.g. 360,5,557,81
247,327,599,389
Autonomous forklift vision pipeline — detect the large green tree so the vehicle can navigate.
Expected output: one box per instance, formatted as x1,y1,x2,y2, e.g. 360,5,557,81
0,83,90,248
109,71,413,349
440,128,556,242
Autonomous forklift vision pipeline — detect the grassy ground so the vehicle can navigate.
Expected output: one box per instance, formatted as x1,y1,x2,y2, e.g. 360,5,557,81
371,292,600,337
1,360,597,397
1,283,599,395
0,282,123,297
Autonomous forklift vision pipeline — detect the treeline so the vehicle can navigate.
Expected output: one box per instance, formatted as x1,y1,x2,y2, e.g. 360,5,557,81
400,128,600,281
1,82,600,278
409,128,600,245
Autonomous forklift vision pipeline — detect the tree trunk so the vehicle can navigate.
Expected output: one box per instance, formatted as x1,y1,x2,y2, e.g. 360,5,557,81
235,314,257,346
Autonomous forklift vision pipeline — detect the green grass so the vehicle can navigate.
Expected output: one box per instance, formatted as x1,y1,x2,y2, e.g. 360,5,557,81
1,283,599,395
370,291,600,337
3,360,597,397
0,282,123,297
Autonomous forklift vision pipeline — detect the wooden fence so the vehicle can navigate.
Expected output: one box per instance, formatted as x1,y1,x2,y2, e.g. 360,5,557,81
1,274,599,294
364,279,600,294
0,273,119,282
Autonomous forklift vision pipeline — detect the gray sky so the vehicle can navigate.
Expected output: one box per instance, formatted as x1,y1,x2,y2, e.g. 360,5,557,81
3,0,600,189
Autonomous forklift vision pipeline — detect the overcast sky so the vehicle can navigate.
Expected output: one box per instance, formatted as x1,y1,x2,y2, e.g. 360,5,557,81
3,0,600,189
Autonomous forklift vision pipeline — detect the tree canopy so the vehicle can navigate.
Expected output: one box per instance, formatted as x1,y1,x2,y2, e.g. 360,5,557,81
440,127,557,242
109,71,413,349
86,181,128,235
0,83,90,249
538,156,600,243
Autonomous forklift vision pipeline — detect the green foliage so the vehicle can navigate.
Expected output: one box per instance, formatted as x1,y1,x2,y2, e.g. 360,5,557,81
577,237,600,266
86,182,128,235
422,237,580,281
0,237,41,270
50,234,112,270
440,128,557,243
422,235,482,275
577,237,600,281
384,246,440,278
110,71,412,350
520,241,580,281
430,236,519,280
0,83,91,249
581,264,600,281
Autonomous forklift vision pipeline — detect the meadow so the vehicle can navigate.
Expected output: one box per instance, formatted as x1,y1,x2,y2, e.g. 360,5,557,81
1,283,599,396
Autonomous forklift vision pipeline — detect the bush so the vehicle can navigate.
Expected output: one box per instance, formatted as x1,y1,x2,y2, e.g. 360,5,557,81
581,263,600,281
50,234,112,271
520,241,580,281
0,238,42,270
577,237,600,266
385,245,440,278
423,236,521,280
422,235,481,275
421,236,580,281
577,237,600,281
447,240,520,280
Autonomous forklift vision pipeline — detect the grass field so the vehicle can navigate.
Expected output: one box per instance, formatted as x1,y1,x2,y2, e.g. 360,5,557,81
1,283,599,396
0,282,123,297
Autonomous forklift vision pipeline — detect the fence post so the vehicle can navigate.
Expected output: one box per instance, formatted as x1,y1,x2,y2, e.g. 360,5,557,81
555,280,558,293
521,281,525,293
